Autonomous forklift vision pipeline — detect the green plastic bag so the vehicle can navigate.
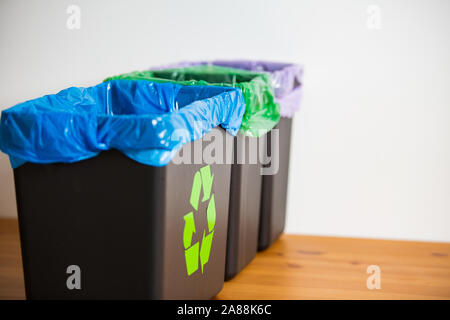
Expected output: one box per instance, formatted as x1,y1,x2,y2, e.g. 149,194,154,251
105,65,280,137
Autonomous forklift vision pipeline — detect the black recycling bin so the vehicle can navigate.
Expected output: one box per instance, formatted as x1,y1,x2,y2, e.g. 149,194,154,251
15,131,230,299
225,134,264,280
0,80,245,299
106,65,280,280
259,117,293,250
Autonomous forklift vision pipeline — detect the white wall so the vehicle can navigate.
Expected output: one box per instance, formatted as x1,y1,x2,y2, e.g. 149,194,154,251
1,0,449,242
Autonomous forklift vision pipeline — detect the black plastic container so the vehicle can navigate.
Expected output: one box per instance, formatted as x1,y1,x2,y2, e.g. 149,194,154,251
225,135,263,280
259,117,293,251
14,128,231,300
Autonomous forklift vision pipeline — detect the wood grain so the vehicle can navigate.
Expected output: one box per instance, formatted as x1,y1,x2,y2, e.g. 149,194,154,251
0,219,25,300
1,218,449,300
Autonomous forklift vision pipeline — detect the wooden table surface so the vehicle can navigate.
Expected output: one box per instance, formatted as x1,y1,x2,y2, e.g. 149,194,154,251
1,218,449,300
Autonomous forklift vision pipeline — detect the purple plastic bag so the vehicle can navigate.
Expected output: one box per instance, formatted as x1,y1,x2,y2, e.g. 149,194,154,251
152,61,303,118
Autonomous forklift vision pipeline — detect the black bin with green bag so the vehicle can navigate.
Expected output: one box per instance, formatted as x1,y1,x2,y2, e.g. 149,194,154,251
106,65,281,280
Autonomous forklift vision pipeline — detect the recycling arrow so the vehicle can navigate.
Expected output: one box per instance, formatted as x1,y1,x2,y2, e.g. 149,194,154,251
183,165,216,276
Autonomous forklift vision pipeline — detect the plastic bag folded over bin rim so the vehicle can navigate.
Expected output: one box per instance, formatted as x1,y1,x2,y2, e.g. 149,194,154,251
151,61,303,118
0,80,245,168
105,65,280,138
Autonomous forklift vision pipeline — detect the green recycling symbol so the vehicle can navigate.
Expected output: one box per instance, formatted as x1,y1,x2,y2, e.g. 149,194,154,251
183,165,216,276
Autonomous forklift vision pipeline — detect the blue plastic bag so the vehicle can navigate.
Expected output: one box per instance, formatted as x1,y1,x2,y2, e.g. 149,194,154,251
0,80,245,168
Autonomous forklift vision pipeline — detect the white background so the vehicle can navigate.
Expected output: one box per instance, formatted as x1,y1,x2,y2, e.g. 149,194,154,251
0,0,449,242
